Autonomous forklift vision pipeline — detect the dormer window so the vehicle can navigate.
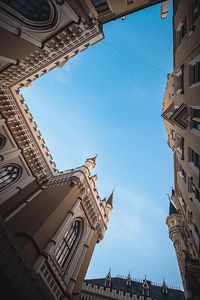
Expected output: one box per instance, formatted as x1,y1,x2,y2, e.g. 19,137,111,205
142,279,150,297
161,281,168,294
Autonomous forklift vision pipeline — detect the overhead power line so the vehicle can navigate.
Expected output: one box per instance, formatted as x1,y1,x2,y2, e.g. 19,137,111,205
103,41,168,75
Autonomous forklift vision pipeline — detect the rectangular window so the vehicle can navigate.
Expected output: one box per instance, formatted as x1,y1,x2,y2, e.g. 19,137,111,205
170,128,176,141
175,16,187,48
190,107,200,134
92,0,110,14
188,176,200,203
175,134,184,159
189,147,200,171
127,0,134,4
174,64,184,94
189,58,200,86
189,0,200,29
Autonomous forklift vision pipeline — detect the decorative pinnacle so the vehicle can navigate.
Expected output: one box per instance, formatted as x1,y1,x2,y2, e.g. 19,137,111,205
106,268,111,278
106,189,114,208
127,271,131,280
85,154,97,169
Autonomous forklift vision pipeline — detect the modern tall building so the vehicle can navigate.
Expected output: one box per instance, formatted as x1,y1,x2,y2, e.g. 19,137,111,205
80,270,185,300
162,1,200,299
0,0,169,299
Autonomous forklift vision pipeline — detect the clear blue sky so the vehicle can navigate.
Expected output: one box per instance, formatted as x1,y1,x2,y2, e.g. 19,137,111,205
22,3,183,289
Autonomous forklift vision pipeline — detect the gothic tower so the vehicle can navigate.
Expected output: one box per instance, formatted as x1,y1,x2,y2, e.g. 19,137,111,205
0,135,113,299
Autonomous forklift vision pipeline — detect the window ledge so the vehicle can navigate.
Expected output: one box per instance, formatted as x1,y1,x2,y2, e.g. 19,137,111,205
189,82,200,89
191,128,200,137
189,162,200,175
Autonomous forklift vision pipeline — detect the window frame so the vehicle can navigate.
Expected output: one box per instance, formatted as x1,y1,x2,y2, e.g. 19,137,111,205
190,106,200,135
0,164,22,191
55,219,83,271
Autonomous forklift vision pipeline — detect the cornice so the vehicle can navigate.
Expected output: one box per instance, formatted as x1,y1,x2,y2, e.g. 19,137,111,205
0,22,103,87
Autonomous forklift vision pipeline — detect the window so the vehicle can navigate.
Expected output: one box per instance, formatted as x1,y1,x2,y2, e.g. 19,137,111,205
188,176,200,203
174,65,184,94
0,134,6,149
177,161,186,182
170,128,175,141
91,0,110,14
175,134,184,159
0,164,22,190
189,147,200,171
189,58,200,86
175,17,187,48
177,188,186,212
1,0,51,22
189,0,200,29
190,107,200,133
55,219,82,270
188,209,194,224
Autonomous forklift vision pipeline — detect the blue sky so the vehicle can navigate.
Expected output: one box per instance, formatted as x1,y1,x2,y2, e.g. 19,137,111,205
22,3,183,289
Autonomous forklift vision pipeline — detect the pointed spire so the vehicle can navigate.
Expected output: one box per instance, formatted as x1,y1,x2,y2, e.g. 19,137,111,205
169,200,178,216
142,276,149,288
126,271,132,286
106,189,114,208
127,271,131,280
84,154,97,170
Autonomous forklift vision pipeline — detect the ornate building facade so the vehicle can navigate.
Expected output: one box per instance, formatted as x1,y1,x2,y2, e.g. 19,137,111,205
162,1,200,299
0,0,169,299
80,270,185,300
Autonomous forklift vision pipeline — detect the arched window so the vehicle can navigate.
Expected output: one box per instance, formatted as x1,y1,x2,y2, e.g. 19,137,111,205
0,134,6,149
0,164,22,190
0,0,57,29
1,0,50,21
55,219,82,269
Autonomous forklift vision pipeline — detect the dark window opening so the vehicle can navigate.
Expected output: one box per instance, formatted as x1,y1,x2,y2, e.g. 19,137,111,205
1,0,51,22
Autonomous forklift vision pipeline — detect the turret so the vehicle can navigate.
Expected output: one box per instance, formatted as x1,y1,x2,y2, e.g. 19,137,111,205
84,155,97,170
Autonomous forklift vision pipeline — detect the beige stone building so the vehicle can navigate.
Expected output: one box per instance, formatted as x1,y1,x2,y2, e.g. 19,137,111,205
162,1,200,299
0,0,170,299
